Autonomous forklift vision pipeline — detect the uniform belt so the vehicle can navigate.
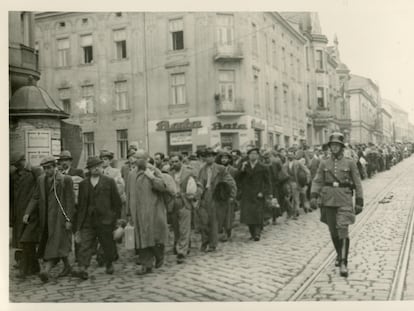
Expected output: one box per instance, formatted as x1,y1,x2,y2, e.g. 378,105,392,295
324,182,352,188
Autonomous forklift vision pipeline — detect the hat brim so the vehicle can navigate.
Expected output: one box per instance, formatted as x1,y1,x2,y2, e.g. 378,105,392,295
58,156,72,161
86,159,104,169
328,141,345,147
246,148,260,155
41,160,56,167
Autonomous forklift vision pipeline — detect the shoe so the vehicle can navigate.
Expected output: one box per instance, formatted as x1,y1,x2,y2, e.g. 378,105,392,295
155,257,164,269
254,236,260,241
58,265,72,278
38,271,49,283
207,247,216,252
96,256,104,268
177,254,185,264
135,267,152,275
292,216,298,220
72,269,89,280
220,236,228,242
200,243,208,252
272,220,277,225
105,263,114,275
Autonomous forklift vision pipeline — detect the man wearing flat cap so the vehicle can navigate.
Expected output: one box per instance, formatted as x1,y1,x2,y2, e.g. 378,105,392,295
58,150,84,178
24,156,75,283
10,152,40,278
73,156,122,280
236,146,271,241
197,148,236,252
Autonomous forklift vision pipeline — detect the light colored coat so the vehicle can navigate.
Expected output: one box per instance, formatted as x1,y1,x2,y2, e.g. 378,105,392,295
103,166,126,203
126,169,169,249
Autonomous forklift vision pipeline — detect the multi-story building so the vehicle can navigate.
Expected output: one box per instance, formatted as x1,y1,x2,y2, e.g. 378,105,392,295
409,122,414,142
380,99,393,143
280,12,351,145
387,99,409,143
348,74,382,144
35,12,308,164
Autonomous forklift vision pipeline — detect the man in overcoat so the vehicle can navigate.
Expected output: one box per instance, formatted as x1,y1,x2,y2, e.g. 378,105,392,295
126,150,169,275
311,132,364,277
10,152,39,278
24,156,75,283
236,146,271,241
198,148,236,252
73,156,122,280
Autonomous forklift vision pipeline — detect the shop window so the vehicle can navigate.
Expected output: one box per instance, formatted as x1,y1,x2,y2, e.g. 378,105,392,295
117,129,128,159
169,19,184,50
114,28,127,60
80,34,93,64
83,132,95,160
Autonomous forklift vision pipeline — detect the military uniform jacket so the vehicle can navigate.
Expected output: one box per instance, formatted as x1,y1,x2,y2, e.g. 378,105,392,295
311,155,363,207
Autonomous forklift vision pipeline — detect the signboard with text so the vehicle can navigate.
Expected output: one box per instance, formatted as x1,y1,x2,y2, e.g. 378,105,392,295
169,131,192,146
25,130,51,166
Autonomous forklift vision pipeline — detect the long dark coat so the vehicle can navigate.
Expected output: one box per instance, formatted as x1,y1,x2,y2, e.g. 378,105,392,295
25,172,75,260
10,168,37,247
236,162,271,225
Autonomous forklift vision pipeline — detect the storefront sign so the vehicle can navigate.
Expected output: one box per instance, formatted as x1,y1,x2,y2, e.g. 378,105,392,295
211,122,247,130
169,131,192,146
156,119,202,132
251,119,266,130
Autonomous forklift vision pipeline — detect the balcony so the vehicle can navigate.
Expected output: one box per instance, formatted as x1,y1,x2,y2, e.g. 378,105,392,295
9,43,40,93
213,43,243,62
215,99,245,117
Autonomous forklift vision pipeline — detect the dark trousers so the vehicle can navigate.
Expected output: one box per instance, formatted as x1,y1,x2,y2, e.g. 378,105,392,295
19,242,40,275
324,207,349,239
248,224,262,239
197,206,218,249
139,245,164,269
78,224,117,267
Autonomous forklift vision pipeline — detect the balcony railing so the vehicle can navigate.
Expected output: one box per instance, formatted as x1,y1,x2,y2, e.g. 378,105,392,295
213,42,243,61
9,43,40,76
215,99,245,117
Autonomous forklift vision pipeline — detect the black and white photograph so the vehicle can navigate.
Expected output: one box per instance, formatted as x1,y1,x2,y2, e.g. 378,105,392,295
5,0,414,308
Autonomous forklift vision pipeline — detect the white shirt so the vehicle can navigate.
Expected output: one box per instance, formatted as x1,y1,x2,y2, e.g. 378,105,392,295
90,176,100,187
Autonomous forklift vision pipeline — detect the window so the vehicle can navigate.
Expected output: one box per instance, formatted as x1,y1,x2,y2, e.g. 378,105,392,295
341,101,346,116
116,12,122,17
272,39,277,68
273,86,280,115
115,81,128,111
307,84,311,109
264,33,269,64
219,70,235,104
265,82,270,114
171,73,186,105
217,14,234,46
58,88,71,114
282,47,286,72
290,53,294,77
113,29,127,59
283,87,288,116
169,19,184,50
252,23,258,56
316,50,323,70
81,85,94,113
82,18,88,25
317,87,325,108
305,46,309,69
59,21,65,28
57,38,69,67
83,132,95,160
297,59,301,81
253,74,259,110
117,130,128,159
80,34,93,64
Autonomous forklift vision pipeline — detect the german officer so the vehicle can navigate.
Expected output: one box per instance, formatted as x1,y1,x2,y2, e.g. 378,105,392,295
310,132,363,277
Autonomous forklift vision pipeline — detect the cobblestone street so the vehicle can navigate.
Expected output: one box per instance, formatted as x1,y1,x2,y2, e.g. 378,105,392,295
9,156,414,302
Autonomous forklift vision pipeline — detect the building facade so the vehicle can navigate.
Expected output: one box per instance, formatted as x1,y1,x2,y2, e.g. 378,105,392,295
387,100,409,143
35,12,309,164
380,99,393,144
348,74,382,144
280,12,352,146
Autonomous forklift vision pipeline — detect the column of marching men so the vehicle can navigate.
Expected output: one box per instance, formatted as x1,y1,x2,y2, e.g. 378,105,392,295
9,138,414,282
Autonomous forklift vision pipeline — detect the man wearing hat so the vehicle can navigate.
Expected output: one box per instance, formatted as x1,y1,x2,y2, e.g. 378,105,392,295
58,150,84,178
311,132,364,278
197,148,236,251
73,156,122,279
121,146,138,186
24,156,75,283
10,152,40,278
236,146,271,241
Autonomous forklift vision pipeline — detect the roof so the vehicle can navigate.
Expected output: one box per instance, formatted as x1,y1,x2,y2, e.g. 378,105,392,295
9,84,68,118
383,98,408,115
279,12,323,34
348,74,379,91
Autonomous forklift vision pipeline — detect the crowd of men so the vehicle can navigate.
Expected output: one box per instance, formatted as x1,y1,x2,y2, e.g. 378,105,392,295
9,139,413,282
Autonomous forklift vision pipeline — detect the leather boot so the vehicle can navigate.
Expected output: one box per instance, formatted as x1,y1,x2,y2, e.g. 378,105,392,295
331,236,341,267
339,238,349,277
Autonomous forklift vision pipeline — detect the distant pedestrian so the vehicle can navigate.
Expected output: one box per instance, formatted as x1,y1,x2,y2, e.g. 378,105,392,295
24,156,75,283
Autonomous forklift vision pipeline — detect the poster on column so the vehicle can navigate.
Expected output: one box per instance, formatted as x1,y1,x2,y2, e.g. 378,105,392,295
25,130,51,166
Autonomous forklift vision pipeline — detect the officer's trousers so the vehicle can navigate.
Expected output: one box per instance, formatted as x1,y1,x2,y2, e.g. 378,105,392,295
323,207,349,239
